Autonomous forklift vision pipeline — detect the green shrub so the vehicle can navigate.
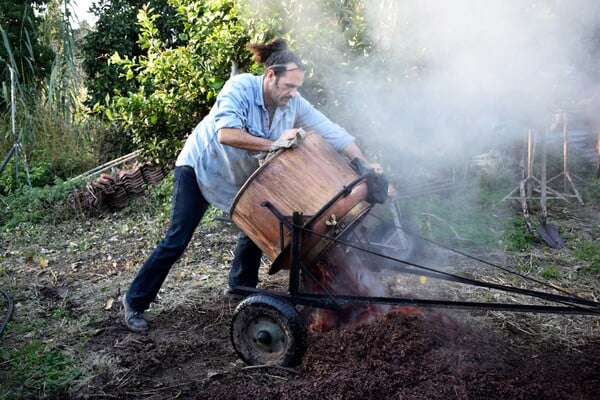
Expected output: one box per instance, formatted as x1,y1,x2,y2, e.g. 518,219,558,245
574,241,600,276
501,217,535,252
0,178,84,229
106,0,255,164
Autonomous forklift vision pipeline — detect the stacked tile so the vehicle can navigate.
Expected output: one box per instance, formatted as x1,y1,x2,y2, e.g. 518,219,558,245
68,163,169,216
104,182,129,211
118,163,146,195
89,173,116,212
141,164,167,185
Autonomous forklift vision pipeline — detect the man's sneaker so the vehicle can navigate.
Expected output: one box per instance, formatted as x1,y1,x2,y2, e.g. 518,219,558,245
122,294,148,332
223,286,245,301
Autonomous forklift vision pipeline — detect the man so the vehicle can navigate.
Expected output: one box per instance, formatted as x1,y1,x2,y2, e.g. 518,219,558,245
122,37,381,332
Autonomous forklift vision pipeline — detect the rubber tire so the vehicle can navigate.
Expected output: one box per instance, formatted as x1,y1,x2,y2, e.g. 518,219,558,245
230,294,308,367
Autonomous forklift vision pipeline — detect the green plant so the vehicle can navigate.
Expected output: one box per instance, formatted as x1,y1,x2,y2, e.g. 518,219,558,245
1,0,104,194
539,265,562,280
0,177,85,228
502,217,535,252
574,241,600,276
0,341,81,399
144,170,174,222
82,0,183,109
0,0,55,87
105,0,255,164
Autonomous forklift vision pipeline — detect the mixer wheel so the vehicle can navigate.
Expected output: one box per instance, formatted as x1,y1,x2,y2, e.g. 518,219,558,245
230,294,307,367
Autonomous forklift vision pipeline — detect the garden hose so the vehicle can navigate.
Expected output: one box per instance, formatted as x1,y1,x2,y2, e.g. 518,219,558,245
0,287,14,338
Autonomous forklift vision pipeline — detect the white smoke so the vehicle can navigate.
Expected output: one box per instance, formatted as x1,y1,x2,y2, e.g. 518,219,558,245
346,1,600,164
241,0,600,175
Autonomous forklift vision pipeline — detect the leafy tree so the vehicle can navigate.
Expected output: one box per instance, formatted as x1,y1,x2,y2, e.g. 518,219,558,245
79,0,183,158
81,0,182,109
0,0,55,87
106,0,255,164
99,0,374,164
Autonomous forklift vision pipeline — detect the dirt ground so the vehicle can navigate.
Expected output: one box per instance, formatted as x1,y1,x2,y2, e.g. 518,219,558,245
1,196,599,399
88,298,600,400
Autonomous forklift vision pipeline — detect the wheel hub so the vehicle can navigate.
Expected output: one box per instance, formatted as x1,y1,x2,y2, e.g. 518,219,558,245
256,330,271,345
230,294,308,366
248,316,284,353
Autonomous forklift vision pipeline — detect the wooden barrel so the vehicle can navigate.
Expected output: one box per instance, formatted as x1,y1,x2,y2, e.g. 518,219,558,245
230,132,371,274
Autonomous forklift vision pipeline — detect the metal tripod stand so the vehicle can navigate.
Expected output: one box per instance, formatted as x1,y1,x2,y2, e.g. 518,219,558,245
502,128,566,248
546,112,584,205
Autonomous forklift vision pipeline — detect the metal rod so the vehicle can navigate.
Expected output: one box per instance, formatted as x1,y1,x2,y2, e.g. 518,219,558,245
546,113,584,204
289,212,303,296
0,145,17,176
301,225,600,309
233,287,599,316
541,129,547,224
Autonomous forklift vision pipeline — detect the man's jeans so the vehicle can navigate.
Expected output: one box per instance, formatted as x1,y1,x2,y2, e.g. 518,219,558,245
126,166,262,312
229,232,262,290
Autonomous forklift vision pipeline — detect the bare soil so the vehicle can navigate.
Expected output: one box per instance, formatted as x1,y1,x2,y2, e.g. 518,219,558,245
1,198,599,399
89,301,600,400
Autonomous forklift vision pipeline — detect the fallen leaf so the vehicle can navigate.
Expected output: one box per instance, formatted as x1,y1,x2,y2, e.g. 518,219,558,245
104,297,114,310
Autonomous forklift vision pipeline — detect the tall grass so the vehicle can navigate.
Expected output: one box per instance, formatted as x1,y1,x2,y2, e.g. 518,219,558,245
0,0,103,194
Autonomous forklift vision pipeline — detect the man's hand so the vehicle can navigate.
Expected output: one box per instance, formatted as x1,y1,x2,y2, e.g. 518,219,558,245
269,128,306,152
349,157,388,204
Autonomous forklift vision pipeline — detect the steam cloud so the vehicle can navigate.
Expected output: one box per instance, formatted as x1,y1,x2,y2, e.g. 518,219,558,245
355,1,600,162
263,0,600,172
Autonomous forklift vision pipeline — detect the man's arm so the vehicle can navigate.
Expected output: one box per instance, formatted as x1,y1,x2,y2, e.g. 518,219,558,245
217,128,273,152
341,141,366,160
218,128,301,152
342,141,383,174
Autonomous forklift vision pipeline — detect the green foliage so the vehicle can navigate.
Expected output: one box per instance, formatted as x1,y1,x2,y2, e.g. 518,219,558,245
574,241,600,276
144,169,174,222
0,159,53,193
81,0,183,109
0,0,105,197
201,203,227,227
0,341,81,399
502,217,535,252
538,265,562,280
0,88,101,194
105,0,255,164
0,0,55,88
0,177,84,228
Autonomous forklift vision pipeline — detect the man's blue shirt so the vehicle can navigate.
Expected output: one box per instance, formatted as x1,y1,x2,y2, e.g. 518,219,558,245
176,73,355,212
